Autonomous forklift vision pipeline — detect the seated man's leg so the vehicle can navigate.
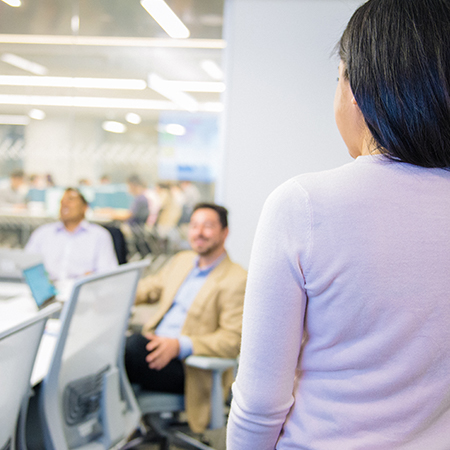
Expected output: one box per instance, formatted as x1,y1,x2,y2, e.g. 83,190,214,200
125,332,184,394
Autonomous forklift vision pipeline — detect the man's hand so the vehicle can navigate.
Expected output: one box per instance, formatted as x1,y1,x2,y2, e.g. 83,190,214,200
144,333,180,371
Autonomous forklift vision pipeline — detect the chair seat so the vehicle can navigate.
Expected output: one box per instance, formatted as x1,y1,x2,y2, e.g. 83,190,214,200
135,390,185,414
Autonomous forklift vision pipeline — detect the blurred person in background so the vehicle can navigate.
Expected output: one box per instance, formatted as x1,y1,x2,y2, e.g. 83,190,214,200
109,174,149,226
126,174,150,226
25,187,117,282
178,180,202,224
155,182,183,237
0,169,28,208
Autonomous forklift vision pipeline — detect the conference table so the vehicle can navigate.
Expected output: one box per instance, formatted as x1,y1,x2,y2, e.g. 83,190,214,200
0,280,63,385
0,276,146,385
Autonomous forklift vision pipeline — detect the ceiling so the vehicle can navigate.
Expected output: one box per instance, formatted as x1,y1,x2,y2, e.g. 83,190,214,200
0,0,225,125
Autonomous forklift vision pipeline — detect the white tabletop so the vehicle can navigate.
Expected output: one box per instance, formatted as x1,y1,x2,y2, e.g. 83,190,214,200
0,282,61,385
31,319,60,385
0,284,38,333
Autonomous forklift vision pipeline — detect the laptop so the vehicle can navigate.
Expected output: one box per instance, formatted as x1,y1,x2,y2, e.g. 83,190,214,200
22,263,58,309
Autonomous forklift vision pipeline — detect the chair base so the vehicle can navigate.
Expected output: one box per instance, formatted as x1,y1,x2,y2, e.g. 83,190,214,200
120,413,216,450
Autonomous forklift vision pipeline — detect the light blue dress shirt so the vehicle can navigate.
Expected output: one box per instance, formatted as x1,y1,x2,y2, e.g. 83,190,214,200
155,252,226,359
25,220,118,281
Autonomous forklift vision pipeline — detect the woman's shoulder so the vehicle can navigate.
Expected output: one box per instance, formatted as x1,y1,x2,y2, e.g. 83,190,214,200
268,159,355,199
274,155,394,201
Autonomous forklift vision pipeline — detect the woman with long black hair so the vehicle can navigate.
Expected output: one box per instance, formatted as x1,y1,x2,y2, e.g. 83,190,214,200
227,1,450,448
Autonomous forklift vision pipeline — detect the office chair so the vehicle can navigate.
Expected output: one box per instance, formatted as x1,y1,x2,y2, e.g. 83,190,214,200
102,224,128,265
0,302,60,450
35,260,149,450
126,355,238,450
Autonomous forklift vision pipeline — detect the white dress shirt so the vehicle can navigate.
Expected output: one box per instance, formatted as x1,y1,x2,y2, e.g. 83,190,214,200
25,220,118,281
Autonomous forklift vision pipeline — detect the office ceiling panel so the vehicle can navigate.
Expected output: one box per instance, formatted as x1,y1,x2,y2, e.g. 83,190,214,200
0,0,225,122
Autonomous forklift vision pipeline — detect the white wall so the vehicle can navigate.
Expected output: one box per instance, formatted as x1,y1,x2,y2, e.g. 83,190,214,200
23,117,158,187
218,0,362,269
24,117,99,186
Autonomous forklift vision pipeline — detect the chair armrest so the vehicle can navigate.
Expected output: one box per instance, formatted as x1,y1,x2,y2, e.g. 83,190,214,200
185,355,239,430
184,355,237,372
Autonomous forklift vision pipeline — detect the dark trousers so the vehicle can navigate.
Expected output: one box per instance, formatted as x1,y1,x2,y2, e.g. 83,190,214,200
125,333,185,394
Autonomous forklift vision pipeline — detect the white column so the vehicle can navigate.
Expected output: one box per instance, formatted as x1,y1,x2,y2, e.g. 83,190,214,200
218,0,361,268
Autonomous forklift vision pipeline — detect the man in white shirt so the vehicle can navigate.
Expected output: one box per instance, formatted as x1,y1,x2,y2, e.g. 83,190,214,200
25,188,118,281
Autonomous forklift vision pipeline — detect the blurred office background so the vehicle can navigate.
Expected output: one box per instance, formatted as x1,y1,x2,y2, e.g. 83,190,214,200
0,0,225,257
0,0,364,268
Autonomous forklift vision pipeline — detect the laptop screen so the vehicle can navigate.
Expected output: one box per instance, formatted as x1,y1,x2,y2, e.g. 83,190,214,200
22,263,57,308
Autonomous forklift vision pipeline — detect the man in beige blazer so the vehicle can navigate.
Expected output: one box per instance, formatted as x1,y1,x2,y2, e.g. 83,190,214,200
125,203,247,433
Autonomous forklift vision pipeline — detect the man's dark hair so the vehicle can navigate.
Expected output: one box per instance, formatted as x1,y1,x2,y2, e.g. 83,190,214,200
192,203,228,229
339,0,450,168
65,187,88,206
127,174,145,187
10,169,24,178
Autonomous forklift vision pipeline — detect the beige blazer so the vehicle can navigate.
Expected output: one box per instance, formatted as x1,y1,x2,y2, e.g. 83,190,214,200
135,250,247,432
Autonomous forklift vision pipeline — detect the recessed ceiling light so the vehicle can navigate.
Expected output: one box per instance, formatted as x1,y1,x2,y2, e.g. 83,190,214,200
0,53,47,75
102,121,127,133
71,15,80,34
163,123,186,136
126,113,142,124
28,109,46,120
140,0,190,39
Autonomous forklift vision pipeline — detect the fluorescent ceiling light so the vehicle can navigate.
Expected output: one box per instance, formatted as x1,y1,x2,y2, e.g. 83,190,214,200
163,123,186,136
0,94,221,112
0,35,225,49
162,80,225,93
1,0,21,7
102,121,127,133
126,113,142,124
149,73,199,112
140,0,190,39
0,114,29,125
28,109,46,120
0,75,146,90
0,53,48,75
0,75,221,93
201,60,223,80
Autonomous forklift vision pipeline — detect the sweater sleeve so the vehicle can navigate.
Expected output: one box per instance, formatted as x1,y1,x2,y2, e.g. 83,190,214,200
227,178,311,450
